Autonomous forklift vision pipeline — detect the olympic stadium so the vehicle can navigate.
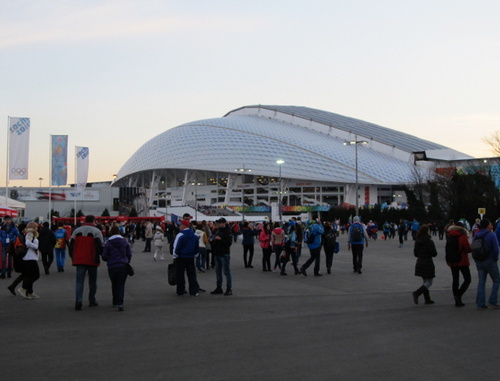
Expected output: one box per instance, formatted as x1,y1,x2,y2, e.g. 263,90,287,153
111,105,473,219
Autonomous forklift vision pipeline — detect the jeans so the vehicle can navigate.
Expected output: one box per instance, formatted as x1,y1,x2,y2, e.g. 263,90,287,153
75,265,98,303
214,254,232,289
144,238,152,252
324,247,334,270
176,257,198,296
55,248,66,270
262,247,272,271
351,244,364,271
108,266,128,306
243,244,254,267
1,244,12,276
273,244,283,270
475,259,500,308
301,247,321,275
196,247,207,270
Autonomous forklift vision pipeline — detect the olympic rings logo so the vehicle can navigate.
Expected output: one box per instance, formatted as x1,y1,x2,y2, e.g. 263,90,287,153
11,168,27,175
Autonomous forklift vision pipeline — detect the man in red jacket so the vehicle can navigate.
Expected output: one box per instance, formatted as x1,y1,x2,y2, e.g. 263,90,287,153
70,215,104,311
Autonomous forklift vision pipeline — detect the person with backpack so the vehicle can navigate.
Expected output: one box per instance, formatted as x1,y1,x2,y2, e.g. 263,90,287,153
446,222,472,307
280,223,299,275
322,221,337,275
472,218,500,310
347,216,369,274
299,217,325,277
412,224,438,305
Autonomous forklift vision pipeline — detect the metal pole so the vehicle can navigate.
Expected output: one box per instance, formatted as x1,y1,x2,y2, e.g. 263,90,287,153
355,135,359,212
278,164,282,222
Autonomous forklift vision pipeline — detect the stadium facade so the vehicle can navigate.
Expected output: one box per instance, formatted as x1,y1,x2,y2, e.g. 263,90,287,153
112,105,473,218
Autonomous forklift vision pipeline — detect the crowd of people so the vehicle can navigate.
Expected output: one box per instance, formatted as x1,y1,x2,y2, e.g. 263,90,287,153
1,213,500,311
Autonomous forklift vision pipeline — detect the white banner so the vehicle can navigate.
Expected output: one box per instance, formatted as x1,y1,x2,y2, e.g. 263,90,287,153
75,146,89,194
8,117,30,180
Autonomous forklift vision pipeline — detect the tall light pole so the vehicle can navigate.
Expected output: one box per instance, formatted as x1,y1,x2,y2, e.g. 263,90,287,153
235,165,252,221
191,181,202,221
276,159,285,222
344,135,368,212
38,177,43,188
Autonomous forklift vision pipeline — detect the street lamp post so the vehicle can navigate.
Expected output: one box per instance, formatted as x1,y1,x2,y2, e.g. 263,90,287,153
38,177,43,187
276,159,285,222
235,165,252,221
343,135,368,212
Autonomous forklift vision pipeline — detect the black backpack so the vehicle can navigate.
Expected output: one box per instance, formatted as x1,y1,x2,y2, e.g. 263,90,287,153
351,226,363,242
445,235,461,263
324,231,337,250
471,234,490,261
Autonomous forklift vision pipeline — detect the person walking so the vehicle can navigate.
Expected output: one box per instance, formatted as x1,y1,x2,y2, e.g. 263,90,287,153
54,222,68,272
153,226,165,261
446,222,472,307
143,220,153,252
347,216,369,274
412,224,438,305
323,221,337,275
259,223,272,272
101,223,132,311
472,218,500,310
1,215,19,279
281,224,299,275
271,222,286,272
17,222,41,299
241,222,258,268
70,215,104,311
210,218,233,296
173,219,200,297
300,218,325,277
38,222,56,275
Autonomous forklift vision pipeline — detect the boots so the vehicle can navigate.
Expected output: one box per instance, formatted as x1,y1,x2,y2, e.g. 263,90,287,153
423,288,434,304
293,264,300,275
412,286,426,305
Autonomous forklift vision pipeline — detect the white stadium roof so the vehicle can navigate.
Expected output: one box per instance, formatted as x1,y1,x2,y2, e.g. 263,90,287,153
114,105,472,186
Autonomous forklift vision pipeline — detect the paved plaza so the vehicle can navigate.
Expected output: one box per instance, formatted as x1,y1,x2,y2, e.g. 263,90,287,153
2,232,498,380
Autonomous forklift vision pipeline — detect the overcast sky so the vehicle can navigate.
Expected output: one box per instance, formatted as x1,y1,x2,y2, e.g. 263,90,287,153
1,0,499,187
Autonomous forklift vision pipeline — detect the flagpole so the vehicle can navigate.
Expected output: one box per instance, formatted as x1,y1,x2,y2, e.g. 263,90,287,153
49,135,52,228
5,117,10,208
74,145,77,226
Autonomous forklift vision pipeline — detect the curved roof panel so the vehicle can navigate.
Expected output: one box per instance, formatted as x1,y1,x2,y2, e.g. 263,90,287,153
116,109,440,185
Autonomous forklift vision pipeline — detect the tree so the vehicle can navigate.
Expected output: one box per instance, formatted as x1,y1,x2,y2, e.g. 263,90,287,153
483,130,500,157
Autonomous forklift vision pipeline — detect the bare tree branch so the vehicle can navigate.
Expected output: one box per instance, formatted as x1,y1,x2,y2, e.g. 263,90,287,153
482,130,500,157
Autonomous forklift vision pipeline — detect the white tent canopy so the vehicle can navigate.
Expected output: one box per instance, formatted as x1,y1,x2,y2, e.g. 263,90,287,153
0,195,26,209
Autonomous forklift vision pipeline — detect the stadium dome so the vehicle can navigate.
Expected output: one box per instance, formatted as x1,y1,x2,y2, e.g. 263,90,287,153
113,105,471,210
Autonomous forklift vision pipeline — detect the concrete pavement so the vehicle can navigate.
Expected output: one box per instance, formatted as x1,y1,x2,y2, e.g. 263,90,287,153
1,232,498,380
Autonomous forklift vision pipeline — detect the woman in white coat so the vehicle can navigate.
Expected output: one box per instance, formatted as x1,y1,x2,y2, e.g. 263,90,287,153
153,226,165,261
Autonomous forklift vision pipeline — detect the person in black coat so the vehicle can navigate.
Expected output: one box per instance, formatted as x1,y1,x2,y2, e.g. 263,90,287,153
38,222,56,275
412,224,438,305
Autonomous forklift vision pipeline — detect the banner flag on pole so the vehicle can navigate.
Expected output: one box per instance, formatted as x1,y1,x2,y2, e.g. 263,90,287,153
75,146,89,194
8,117,30,180
51,135,68,186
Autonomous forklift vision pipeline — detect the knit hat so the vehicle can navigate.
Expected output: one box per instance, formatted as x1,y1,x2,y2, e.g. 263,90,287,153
353,216,360,223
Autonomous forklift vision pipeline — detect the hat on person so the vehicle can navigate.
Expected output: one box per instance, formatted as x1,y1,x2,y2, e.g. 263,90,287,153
217,217,227,223
156,226,162,230
353,216,360,223
179,220,190,227
183,213,193,219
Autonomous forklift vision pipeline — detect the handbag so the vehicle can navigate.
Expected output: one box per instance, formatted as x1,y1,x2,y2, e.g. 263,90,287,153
126,263,134,276
334,241,340,254
168,261,177,285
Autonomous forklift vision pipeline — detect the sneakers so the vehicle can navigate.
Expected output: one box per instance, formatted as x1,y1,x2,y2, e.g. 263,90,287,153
26,293,40,299
118,305,125,311
17,288,27,298
224,289,232,296
210,287,224,295
477,305,488,310
488,304,500,309
89,301,99,307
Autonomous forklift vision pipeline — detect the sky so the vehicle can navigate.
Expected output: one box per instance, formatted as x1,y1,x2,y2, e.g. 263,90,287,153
1,0,499,188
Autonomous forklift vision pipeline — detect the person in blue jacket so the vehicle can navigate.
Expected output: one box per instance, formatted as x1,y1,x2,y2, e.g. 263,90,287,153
473,218,500,310
299,217,325,276
1,216,19,279
347,216,369,274
173,219,200,297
